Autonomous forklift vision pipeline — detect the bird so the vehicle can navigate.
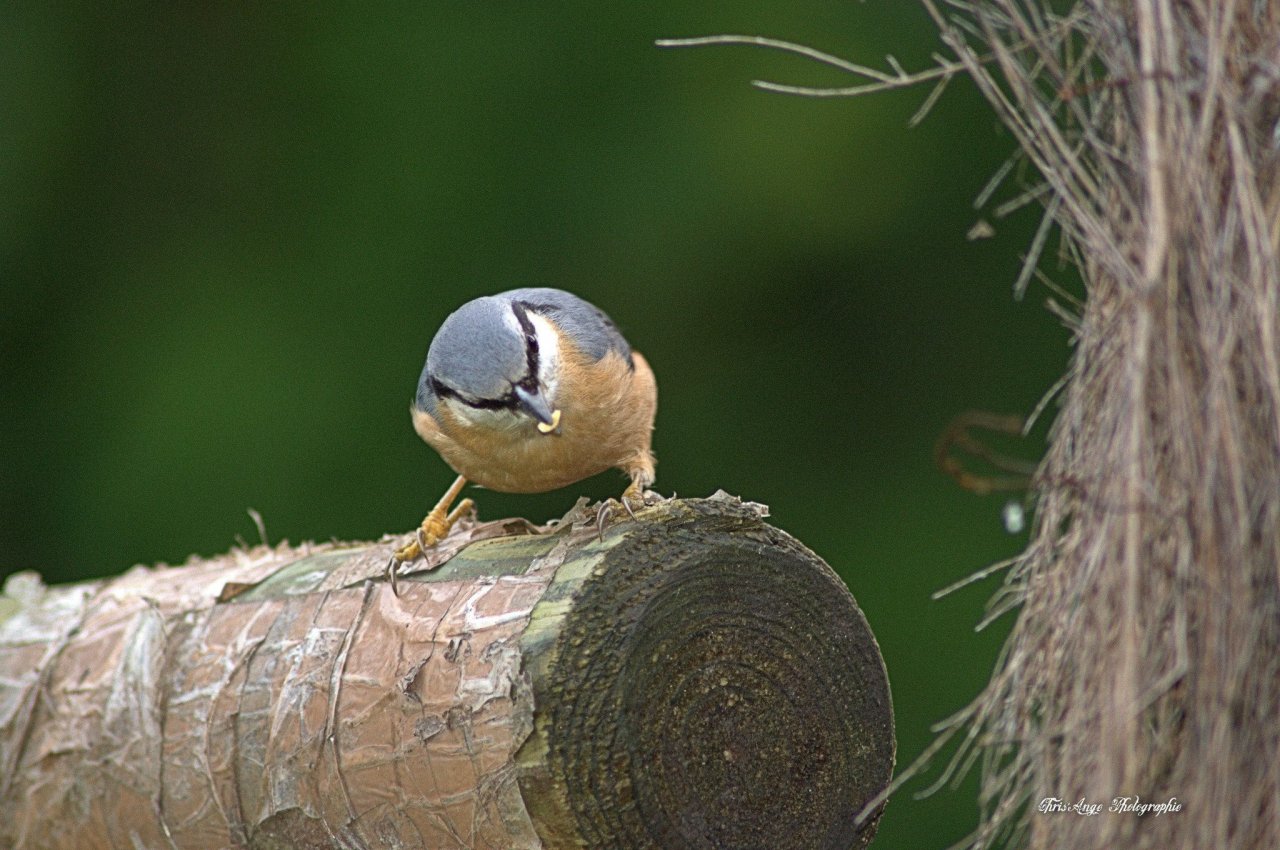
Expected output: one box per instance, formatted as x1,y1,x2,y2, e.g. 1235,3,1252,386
388,288,657,589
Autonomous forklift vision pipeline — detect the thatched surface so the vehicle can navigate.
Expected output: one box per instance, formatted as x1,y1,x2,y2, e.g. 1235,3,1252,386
918,2,1280,848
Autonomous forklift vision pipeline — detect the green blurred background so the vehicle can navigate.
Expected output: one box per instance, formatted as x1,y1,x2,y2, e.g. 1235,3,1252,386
2,2,1070,847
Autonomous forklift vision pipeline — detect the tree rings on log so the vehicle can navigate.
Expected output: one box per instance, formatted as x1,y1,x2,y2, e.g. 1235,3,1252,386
516,493,894,850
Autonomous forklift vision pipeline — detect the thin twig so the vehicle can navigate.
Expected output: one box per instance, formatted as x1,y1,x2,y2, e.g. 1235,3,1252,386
655,34,967,99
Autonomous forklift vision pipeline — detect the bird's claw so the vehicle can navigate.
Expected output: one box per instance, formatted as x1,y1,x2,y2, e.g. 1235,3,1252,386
386,553,406,598
593,483,653,540
621,481,650,519
415,521,442,553
387,532,429,597
385,529,437,598
386,487,474,597
594,501,614,540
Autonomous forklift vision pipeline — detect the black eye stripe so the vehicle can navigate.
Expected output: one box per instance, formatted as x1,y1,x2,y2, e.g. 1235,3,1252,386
431,377,517,412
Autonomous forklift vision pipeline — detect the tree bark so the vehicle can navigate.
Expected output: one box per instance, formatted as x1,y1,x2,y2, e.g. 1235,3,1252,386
0,493,893,850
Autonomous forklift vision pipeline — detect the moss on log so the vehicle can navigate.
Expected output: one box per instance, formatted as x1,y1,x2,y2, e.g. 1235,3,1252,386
0,493,893,849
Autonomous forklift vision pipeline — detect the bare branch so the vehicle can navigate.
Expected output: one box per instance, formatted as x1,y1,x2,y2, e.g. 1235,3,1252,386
655,34,966,99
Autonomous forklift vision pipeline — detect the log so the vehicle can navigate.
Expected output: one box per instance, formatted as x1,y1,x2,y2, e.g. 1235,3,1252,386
0,493,894,850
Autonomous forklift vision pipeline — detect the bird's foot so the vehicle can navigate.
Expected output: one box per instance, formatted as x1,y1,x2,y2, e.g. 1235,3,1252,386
594,482,660,540
386,475,470,596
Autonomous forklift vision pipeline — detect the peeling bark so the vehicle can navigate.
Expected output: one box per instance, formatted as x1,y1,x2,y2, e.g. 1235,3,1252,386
0,494,893,850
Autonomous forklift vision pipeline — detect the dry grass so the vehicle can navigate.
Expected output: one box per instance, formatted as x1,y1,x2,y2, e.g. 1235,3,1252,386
924,2,1280,848
666,2,1280,847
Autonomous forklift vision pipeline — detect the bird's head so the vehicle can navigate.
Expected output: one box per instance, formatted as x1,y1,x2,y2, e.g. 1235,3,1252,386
418,295,563,434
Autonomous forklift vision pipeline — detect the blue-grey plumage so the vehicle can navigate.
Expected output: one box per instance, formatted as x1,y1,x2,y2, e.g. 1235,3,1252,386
501,287,633,362
409,288,657,495
415,288,634,421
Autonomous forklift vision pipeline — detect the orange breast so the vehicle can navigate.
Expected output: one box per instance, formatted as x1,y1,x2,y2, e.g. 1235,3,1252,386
412,347,657,493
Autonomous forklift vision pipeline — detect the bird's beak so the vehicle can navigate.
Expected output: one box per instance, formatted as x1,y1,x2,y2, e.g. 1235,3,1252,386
514,385,562,434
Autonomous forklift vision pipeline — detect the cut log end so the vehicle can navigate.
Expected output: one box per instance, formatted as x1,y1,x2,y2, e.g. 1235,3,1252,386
516,496,894,850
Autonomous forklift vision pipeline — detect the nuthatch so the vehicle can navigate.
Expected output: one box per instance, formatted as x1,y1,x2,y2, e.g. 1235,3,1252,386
389,288,657,586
